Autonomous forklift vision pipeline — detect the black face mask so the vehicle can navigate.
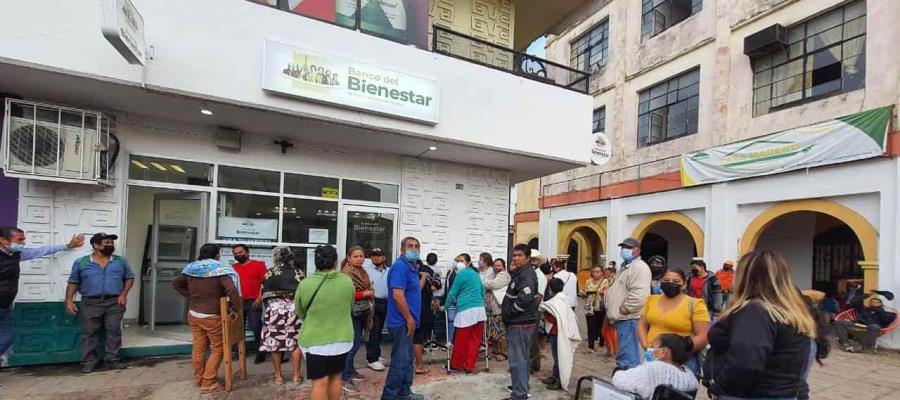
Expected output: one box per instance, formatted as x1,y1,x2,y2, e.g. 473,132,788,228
234,255,249,264
660,282,682,298
100,245,115,256
691,269,701,277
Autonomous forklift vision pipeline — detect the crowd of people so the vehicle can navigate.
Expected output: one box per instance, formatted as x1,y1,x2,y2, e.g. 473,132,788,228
1,225,898,399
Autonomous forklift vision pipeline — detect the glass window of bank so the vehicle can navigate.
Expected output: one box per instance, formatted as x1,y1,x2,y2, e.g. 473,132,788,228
750,0,866,116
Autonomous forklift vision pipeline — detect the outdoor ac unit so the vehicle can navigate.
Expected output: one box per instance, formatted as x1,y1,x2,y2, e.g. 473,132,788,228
744,24,788,57
2,99,116,185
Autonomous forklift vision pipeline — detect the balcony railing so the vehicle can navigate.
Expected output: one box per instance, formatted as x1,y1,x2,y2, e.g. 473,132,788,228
432,26,590,94
541,155,683,197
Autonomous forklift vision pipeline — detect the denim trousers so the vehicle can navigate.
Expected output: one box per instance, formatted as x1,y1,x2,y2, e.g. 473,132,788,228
0,307,13,356
242,302,263,352
507,323,535,400
343,316,364,381
549,334,559,379
381,326,415,400
446,306,458,343
614,319,640,370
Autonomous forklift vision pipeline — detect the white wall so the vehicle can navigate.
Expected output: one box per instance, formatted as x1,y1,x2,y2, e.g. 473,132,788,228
401,158,509,269
647,220,696,272
0,0,592,165
756,212,816,289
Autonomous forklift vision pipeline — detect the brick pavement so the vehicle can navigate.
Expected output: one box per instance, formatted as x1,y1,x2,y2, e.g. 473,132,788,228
2,341,899,400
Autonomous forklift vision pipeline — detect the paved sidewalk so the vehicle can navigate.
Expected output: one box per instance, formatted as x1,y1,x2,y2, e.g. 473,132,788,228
2,340,899,399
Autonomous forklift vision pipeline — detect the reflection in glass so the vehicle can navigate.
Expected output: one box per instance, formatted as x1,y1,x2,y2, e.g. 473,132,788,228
346,211,395,262
284,173,340,198
216,192,279,242
282,198,338,244
218,165,280,192
129,155,212,186
342,180,399,203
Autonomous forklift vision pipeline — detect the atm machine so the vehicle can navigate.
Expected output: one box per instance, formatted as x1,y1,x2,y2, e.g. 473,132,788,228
141,225,197,325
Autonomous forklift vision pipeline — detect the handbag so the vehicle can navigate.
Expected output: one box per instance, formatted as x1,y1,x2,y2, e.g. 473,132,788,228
352,300,372,318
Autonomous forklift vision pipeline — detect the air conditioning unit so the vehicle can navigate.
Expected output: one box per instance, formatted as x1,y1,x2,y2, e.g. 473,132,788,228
744,24,788,57
2,99,116,185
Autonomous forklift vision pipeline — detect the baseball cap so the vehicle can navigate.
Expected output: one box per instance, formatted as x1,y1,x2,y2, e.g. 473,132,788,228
618,237,640,249
90,232,118,245
370,248,384,256
723,260,735,267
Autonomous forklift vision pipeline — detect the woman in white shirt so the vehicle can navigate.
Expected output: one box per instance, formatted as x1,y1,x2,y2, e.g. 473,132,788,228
611,334,699,399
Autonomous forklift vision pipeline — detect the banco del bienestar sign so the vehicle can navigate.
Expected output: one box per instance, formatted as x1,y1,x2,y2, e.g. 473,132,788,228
263,40,440,124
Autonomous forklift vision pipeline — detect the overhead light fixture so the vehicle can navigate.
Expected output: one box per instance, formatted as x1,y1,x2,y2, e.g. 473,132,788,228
149,162,167,171
200,108,213,116
170,164,186,173
428,146,438,151
131,160,149,169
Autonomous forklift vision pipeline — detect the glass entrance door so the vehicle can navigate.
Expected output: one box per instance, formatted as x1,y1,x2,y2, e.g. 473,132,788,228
148,192,208,331
340,205,398,262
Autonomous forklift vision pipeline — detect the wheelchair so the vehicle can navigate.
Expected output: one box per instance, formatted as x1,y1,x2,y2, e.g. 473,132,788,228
574,375,696,400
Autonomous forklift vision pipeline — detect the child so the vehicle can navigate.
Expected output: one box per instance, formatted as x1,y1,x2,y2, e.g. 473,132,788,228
539,278,581,391
611,334,699,399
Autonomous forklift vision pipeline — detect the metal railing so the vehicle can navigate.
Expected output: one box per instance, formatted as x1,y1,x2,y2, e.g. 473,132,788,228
431,26,590,94
541,155,683,197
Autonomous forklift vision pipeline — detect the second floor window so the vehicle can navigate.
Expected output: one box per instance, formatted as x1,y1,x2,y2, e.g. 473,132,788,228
751,0,866,116
593,107,606,133
571,20,609,71
638,68,700,147
642,0,702,40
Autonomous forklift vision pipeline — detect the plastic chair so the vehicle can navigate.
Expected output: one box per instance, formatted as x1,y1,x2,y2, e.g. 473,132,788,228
835,308,899,349
574,375,640,400
650,385,696,400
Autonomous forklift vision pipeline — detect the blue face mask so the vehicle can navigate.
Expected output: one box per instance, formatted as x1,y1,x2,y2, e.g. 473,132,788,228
620,247,635,262
645,347,656,363
9,242,25,253
405,251,420,262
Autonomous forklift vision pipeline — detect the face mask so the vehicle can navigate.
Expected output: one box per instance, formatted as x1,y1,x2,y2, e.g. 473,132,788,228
9,242,25,253
477,260,484,269
455,262,466,270
660,282,682,298
100,245,115,256
234,255,248,264
723,266,732,271
620,248,635,262
405,251,420,262
691,269,701,277
645,348,656,363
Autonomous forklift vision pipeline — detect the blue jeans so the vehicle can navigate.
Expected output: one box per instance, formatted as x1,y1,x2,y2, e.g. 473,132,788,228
343,316,364,381
0,307,13,356
614,319,640,369
243,302,262,351
446,306,457,344
381,326,415,400
549,334,559,379
507,323,535,400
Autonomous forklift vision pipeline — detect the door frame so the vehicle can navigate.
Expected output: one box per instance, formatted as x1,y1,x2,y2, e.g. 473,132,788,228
337,203,399,260
149,191,209,331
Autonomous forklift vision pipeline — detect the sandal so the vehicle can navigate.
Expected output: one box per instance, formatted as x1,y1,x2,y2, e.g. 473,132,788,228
415,367,430,374
494,354,508,361
200,383,224,394
274,375,284,385
293,375,303,385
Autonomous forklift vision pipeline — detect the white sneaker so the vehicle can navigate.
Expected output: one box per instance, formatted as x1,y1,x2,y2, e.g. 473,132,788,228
368,360,386,371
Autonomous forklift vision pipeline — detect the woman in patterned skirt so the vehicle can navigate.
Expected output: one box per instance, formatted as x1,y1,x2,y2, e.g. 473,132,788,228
260,246,306,384
483,257,510,361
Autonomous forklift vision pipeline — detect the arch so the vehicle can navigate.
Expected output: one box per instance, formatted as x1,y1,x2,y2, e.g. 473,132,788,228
739,199,879,290
557,219,607,258
631,212,705,257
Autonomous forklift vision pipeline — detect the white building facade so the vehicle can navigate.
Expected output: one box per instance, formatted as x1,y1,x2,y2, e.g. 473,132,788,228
518,0,900,347
0,0,592,364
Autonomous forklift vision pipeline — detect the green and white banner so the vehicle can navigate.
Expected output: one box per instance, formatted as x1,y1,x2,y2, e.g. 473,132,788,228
681,106,892,187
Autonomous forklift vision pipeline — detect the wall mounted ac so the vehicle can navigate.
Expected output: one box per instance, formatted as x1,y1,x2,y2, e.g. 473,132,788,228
2,99,117,185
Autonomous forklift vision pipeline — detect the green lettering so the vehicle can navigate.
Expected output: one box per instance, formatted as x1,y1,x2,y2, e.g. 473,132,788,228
389,89,400,100
348,76,360,91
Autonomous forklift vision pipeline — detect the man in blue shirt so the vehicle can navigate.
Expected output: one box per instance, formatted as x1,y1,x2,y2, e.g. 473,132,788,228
381,237,423,400
363,247,390,371
0,227,84,362
65,233,134,373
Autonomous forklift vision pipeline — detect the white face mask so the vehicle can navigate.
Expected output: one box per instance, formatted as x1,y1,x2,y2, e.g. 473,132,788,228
455,262,466,270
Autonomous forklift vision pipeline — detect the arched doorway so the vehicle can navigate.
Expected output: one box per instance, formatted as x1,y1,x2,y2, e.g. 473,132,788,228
740,199,878,292
632,212,704,271
527,237,539,252
557,219,607,288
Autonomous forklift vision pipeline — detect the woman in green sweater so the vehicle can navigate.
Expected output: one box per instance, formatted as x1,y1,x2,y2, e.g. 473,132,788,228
445,253,486,374
295,245,354,400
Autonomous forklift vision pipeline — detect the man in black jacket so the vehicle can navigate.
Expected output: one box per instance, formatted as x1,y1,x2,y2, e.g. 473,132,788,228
501,244,539,400
686,260,723,317
836,292,896,353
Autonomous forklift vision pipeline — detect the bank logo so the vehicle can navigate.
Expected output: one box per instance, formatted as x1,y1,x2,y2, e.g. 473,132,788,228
282,53,340,88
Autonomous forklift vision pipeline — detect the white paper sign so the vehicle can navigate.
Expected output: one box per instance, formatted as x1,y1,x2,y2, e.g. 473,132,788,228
306,250,316,277
101,0,146,65
308,228,330,244
263,40,440,124
217,216,278,241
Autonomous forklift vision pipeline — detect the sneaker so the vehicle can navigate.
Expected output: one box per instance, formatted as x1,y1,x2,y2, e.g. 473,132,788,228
81,364,96,374
106,361,127,370
540,376,557,385
350,371,366,381
506,385,532,398
342,381,360,393
368,360,386,371
546,381,563,391
402,394,426,400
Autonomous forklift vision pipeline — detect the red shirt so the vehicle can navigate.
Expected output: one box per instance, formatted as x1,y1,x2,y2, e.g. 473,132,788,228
690,275,707,299
543,312,558,336
233,260,268,300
